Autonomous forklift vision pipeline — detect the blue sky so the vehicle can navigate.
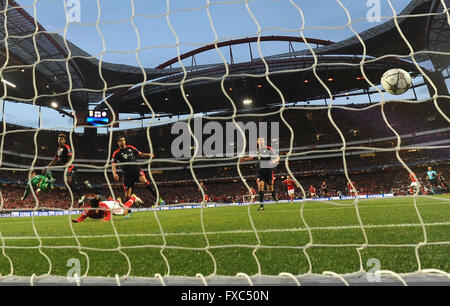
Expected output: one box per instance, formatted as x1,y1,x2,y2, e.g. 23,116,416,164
3,0,431,131
18,0,412,67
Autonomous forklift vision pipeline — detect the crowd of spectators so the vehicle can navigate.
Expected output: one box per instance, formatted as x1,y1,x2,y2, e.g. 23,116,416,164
1,157,448,210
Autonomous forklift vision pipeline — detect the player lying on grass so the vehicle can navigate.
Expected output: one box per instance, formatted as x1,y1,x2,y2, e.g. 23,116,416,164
72,194,142,223
76,192,109,207
21,170,55,201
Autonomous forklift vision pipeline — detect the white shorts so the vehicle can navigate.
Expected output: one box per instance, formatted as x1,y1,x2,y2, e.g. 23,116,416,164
102,200,125,215
410,182,419,188
288,189,295,196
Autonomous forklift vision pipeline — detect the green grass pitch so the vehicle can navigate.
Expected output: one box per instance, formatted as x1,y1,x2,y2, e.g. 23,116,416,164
0,195,448,277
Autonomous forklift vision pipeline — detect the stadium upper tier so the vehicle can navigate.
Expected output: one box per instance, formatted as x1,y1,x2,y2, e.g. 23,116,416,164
0,101,449,169
0,0,448,117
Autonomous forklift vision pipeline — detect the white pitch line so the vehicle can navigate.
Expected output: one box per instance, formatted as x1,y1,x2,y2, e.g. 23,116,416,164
2,221,449,240
221,200,450,215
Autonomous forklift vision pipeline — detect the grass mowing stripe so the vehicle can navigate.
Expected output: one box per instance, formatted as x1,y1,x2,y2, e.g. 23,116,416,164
1,241,448,251
1,200,447,226
1,221,448,240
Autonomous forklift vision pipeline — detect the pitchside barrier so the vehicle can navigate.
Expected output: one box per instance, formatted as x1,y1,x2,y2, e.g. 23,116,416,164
0,193,395,219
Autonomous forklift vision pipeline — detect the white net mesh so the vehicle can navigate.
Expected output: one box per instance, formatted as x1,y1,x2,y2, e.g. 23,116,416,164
0,0,449,285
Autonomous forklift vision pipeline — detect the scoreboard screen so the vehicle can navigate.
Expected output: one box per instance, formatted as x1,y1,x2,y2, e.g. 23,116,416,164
86,110,118,127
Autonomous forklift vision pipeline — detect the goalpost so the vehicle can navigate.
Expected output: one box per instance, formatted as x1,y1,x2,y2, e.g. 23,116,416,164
0,0,449,286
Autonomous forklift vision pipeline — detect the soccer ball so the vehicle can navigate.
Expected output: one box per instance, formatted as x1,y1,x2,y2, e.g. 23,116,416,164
380,68,412,95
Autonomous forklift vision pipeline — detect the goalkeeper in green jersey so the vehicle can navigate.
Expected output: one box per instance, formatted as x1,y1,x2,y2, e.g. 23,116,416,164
21,170,56,201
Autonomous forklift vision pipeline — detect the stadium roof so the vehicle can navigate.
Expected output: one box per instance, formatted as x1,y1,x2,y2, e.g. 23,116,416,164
266,0,450,62
0,0,448,118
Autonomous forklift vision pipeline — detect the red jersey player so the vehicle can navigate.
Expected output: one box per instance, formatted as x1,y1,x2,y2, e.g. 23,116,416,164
309,185,316,199
409,172,421,195
72,194,142,222
249,187,256,203
283,175,296,202
198,182,209,203
320,181,328,197
347,180,357,197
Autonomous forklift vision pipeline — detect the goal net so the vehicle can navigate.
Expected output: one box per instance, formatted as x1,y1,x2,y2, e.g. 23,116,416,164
0,0,449,286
